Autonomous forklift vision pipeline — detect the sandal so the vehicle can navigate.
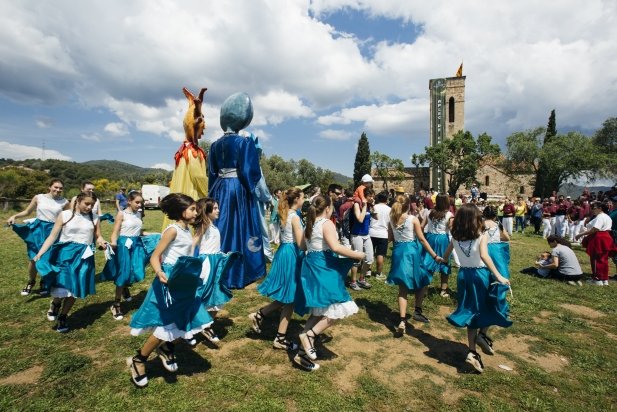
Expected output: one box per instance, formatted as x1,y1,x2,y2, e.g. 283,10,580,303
126,351,148,387
110,302,124,320
202,327,220,343
39,281,50,296
273,333,298,351
299,328,318,360
293,350,320,372
21,281,35,296
156,342,178,372
248,310,264,334
47,300,61,321
122,287,132,302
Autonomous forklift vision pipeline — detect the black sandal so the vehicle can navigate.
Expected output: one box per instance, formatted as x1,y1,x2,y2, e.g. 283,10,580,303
299,328,318,360
156,342,178,372
293,350,320,372
248,310,264,334
21,281,35,296
273,332,298,351
126,351,148,387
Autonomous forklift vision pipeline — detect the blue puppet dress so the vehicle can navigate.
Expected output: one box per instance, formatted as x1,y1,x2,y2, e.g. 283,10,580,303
421,212,453,276
130,224,212,342
35,210,97,298
257,213,304,304
446,235,512,329
100,211,148,287
208,132,266,289
12,194,68,260
300,218,358,319
387,215,432,291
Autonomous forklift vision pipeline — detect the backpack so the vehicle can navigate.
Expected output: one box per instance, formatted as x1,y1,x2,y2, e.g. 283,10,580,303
341,208,353,240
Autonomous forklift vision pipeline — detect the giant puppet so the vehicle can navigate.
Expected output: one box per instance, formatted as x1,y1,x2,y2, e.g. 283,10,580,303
208,93,266,288
162,87,208,229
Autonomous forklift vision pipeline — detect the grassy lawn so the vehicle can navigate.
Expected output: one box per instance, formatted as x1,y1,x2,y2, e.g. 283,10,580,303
0,208,616,411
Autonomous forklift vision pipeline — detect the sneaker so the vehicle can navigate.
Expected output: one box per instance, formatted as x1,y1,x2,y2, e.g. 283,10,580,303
567,280,577,286
122,287,132,302
357,279,372,289
272,334,298,351
47,301,60,321
202,327,220,343
349,282,362,291
587,278,604,286
110,303,124,320
465,350,484,373
126,353,148,387
54,315,69,333
365,270,372,277
439,289,450,298
476,333,495,355
576,280,583,286
293,351,320,372
375,273,387,281
603,280,609,286
248,311,263,334
21,281,35,296
412,311,430,323
156,343,178,372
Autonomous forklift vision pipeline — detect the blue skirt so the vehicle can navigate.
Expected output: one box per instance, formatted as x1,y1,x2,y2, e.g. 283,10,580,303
196,252,240,308
36,242,96,298
12,219,55,260
387,241,432,291
422,233,451,275
299,251,354,310
130,256,212,333
210,176,266,289
488,242,511,317
446,266,512,329
99,236,147,287
257,243,304,304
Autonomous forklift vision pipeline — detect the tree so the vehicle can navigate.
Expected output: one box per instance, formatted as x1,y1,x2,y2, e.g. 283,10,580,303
506,129,603,197
370,151,405,192
593,117,617,177
353,132,371,188
412,131,501,196
534,110,558,197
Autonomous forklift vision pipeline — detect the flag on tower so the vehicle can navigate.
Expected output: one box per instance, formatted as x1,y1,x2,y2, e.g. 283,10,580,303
456,62,463,77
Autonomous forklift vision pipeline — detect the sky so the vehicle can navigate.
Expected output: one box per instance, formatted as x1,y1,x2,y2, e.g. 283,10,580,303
1,0,616,177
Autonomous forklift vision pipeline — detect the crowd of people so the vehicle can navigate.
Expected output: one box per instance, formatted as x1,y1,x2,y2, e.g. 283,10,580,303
6,172,617,385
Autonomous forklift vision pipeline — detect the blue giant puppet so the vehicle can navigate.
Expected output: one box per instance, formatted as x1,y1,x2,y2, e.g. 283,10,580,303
208,93,266,288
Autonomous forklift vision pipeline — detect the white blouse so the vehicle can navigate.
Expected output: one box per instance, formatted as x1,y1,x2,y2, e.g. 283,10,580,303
161,224,193,265
36,194,68,222
452,235,485,268
59,210,98,244
426,211,453,234
391,215,417,242
120,211,143,237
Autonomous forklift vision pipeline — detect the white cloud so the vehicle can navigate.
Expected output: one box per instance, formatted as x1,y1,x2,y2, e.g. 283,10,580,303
103,122,129,136
0,140,71,160
252,90,314,126
35,117,54,128
80,133,101,142
150,162,173,171
319,129,354,140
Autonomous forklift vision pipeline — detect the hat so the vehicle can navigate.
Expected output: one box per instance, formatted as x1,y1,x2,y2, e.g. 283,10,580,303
361,174,374,183
566,195,571,199
394,186,405,193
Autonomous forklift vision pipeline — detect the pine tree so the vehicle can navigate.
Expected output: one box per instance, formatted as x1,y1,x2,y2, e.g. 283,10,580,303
353,132,371,188
534,109,557,197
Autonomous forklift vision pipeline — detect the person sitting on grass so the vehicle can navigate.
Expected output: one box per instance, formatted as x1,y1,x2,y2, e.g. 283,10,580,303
537,235,584,286
520,251,552,278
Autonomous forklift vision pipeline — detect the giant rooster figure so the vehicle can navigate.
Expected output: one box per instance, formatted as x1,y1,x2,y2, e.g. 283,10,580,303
162,87,208,229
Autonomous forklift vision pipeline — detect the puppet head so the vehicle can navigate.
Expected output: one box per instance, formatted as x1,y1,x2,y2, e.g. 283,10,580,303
182,87,207,145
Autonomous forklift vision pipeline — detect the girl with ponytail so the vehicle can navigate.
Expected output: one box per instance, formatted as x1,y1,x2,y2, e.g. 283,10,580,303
421,193,454,297
249,187,306,351
294,195,365,372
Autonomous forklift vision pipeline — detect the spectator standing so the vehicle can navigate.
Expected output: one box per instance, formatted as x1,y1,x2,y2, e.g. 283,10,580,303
530,198,543,235
115,187,128,212
502,199,515,236
514,196,527,233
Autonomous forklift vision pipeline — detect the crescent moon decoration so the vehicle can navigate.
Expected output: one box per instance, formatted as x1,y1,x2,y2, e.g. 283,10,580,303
247,236,262,253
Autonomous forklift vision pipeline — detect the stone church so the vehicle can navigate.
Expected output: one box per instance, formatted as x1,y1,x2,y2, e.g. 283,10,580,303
372,72,534,199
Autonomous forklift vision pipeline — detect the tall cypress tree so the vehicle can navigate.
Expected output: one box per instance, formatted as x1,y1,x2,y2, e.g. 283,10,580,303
534,110,557,198
353,132,371,188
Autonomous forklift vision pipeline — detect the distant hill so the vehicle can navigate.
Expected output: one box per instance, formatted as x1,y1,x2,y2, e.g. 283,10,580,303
331,171,352,186
560,183,615,198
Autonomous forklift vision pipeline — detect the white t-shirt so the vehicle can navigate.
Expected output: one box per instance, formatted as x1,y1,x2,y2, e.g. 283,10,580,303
589,213,612,231
369,203,391,239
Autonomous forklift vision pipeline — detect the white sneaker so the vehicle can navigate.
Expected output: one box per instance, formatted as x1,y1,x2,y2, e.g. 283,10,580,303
603,280,609,286
365,270,372,277
587,279,604,286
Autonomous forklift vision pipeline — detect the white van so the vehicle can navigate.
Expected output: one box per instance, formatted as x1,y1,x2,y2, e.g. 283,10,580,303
141,185,170,209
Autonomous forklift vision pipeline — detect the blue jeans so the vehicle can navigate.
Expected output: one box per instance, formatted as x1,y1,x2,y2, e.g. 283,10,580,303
514,216,525,232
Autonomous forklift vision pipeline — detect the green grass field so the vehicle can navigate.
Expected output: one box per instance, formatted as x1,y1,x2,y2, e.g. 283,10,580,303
0,209,616,411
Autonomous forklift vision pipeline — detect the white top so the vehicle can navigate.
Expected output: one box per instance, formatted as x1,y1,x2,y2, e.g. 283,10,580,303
390,215,417,242
588,213,612,231
59,210,98,244
369,203,391,238
280,213,298,244
452,236,485,268
426,211,453,234
484,223,501,243
161,224,193,265
70,196,100,216
36,194,68,222
120,210,143,237
198,224,221,254
307,218,330,252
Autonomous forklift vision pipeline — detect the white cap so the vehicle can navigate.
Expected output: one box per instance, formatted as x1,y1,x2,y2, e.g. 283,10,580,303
361,174,374,183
